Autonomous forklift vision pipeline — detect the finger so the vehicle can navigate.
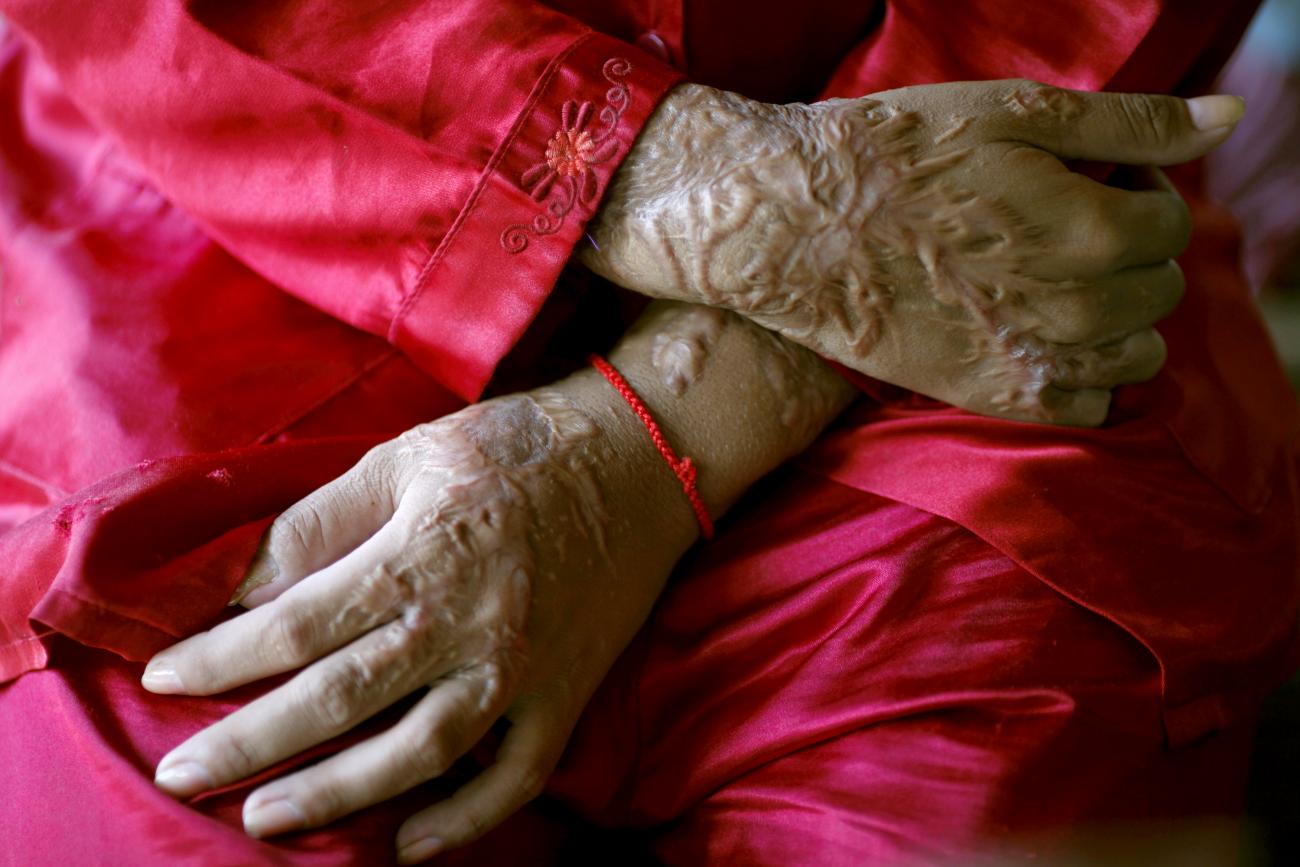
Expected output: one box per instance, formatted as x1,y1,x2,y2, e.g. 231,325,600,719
1048,328,1168,391
239,663,513,839
1002,82,1244,165
1036,385,1113,428
1026,260,1184,344
1000,171,1189,284
1094,183,1193,269
143,514,412,695
1100,166,1193,265
147,484,474,698
153,607,450,799
234,444,401,608
395,702,567,862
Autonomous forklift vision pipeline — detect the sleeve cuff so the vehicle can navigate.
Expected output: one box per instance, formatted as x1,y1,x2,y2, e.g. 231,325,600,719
388,31,684,402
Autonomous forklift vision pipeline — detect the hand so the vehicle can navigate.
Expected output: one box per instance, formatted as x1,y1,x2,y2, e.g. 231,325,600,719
141,385,696,862
584,79,1245,425
139,299,853,860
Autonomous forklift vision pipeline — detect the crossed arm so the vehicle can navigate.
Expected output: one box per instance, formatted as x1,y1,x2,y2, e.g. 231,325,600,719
144,300,854,860
141,79,1241,860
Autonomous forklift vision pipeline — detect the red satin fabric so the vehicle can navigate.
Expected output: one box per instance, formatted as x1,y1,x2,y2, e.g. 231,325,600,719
0,470,1255,865
0,0,1297,864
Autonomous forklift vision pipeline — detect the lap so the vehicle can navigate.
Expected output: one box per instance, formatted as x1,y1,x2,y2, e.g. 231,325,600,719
554,465,1253,865
0,463,1257,865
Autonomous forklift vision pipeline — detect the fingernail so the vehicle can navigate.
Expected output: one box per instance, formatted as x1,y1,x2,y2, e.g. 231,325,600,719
141,661,184,693
397,837,444,863
154,761,214,798
244,799,306,838
230,551,280,606
1187,94,1245,131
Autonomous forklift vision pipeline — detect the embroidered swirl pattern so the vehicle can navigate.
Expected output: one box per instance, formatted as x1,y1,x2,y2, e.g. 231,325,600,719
501,58,632,253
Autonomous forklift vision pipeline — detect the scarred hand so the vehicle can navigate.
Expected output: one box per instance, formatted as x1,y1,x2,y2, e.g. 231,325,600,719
140,384,697,862
140,301,855,862
584,79,1245,424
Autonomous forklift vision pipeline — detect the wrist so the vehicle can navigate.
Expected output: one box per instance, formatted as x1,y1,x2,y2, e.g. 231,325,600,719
536,302,854,556
597,303,856,518
582,84,796,304
535,370,700,572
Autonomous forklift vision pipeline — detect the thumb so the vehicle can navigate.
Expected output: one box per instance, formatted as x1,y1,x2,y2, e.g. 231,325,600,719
1009,84,1244,166
232,445,399,607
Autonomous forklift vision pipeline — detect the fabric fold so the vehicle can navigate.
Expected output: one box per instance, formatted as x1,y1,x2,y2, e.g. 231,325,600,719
0,438,380,682
0,0,684,402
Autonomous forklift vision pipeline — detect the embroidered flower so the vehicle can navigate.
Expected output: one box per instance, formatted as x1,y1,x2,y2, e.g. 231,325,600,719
521,100,619,206
547,128,594,177
502,58,632,253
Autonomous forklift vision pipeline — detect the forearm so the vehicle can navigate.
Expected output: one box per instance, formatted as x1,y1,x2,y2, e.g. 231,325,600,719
580,83,887,362
579,79,1237,426
547,300,856,568
166,304,855,852
580,84,784,304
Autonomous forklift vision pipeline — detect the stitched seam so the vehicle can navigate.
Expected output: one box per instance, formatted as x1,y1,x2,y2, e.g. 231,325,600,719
0,457,68,498
253,347,401,444
501,57,631,253
0,633,52,653
387,30,596,342
44,586,185,641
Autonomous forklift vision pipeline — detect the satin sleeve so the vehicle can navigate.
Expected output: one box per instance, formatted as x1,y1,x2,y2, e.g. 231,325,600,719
0,0,683,401
815,0,1259,99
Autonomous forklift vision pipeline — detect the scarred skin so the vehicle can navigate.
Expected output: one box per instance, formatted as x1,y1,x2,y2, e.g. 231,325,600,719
648,303,850,443
583,80,1244,424
142,78,1246,860
144,302,855,861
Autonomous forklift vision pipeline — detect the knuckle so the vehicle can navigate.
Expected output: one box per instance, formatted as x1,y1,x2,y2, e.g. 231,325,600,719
1053,294,1108,343
478,656,520,709
270,501,325,563
356,442,392,477
267,605,320,663
338,463,384,506
297,659,372,731
379,611,430,658
1000,80,1080,145
458,805,491,842
347,444,398,498
1079,199,1129,264
205,728,263,780
350,560,412,619
304,780,348,825
407,730,454,780
1024,83,1067,106
513,761,549,802
1000,78,1045,106
181,652,224,695
1142,189,1193,262
1051,350,1089,386
1116,94,1177,145
1090,223,1128,265
1133,330,1168,379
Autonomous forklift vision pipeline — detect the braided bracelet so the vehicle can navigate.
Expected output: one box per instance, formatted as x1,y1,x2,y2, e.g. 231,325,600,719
589,354,714,541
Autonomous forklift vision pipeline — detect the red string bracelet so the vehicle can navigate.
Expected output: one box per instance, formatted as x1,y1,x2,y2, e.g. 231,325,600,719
589,354,715,541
